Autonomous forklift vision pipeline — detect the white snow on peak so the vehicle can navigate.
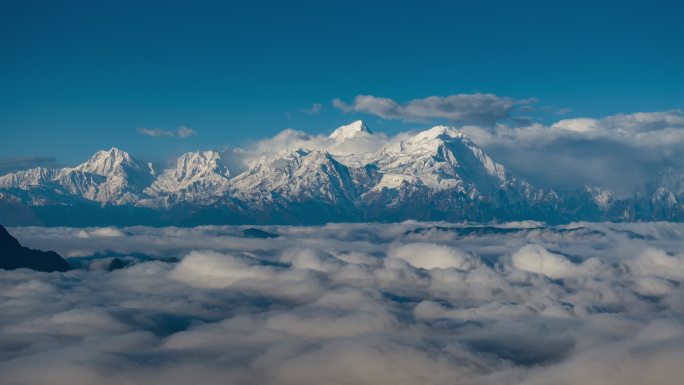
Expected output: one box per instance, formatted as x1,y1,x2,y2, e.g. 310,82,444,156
413,126,465,143
329,120,371,142
0,148,156,205
75,147,139,176
175,150,230,179
231,147,354,204
368,126,508,192
146,150,232,198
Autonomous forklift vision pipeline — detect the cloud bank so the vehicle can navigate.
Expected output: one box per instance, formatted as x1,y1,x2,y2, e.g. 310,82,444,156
2,222,684,384
459,109,684,194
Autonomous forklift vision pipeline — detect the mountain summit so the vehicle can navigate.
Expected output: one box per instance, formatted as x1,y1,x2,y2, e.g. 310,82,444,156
329,120,372,142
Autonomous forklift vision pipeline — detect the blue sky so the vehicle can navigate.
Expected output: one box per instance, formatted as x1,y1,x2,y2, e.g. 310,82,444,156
2,0,683,165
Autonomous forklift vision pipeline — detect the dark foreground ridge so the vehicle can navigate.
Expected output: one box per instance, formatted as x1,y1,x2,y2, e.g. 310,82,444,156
0,224,70,272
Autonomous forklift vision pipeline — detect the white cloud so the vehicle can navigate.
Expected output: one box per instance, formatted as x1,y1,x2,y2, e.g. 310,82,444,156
176,126,197,138
390,242,480,270
511,244,599,279
75,227,125,238
333,93,535,125
169,250,277,288
462,109,684,147
2,221,684,384
137,126,198,138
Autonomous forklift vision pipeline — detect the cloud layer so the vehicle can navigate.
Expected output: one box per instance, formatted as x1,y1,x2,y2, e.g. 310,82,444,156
2,222,684,384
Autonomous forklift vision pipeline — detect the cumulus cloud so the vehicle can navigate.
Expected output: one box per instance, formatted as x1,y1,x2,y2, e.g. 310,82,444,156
137,126,197,138
510,244,603,279
333,93,535,125
1,221,684,384
390,242,480,270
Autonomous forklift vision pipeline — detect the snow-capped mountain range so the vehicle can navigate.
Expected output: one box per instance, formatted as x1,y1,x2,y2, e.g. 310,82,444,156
1,121,682,226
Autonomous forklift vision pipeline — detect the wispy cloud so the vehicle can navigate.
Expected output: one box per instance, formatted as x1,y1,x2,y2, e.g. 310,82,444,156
303,103,323,115
137,126,197,138
333,93,535,125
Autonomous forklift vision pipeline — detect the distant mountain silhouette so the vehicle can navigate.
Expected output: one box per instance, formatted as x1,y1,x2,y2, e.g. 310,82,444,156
243,228,279,238
0,224,69,272
107,257,126,271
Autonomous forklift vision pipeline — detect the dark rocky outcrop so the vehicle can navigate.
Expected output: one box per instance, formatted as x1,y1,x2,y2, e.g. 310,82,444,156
107,257,126,271
0,224,70,272
243,228,279,239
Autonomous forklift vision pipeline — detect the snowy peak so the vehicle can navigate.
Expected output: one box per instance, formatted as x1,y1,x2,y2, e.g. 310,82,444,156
0,148,155,205
175,150,230,180
68,148,155,204
329,120,371,142
413,125,464,143
378,126,468,157
0,167,55,189
75,147,142,176
231,147,358,205
145,150,233,199
371,126,508,192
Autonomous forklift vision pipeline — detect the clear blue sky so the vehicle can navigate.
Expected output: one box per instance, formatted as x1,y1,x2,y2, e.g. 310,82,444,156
2,0,683,165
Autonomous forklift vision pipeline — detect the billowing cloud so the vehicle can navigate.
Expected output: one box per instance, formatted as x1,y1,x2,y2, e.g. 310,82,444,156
333,93,535,125
2,221,684,384
137,126,197,138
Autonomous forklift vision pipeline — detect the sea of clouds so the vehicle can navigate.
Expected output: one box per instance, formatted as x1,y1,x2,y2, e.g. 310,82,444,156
2,221,684,385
